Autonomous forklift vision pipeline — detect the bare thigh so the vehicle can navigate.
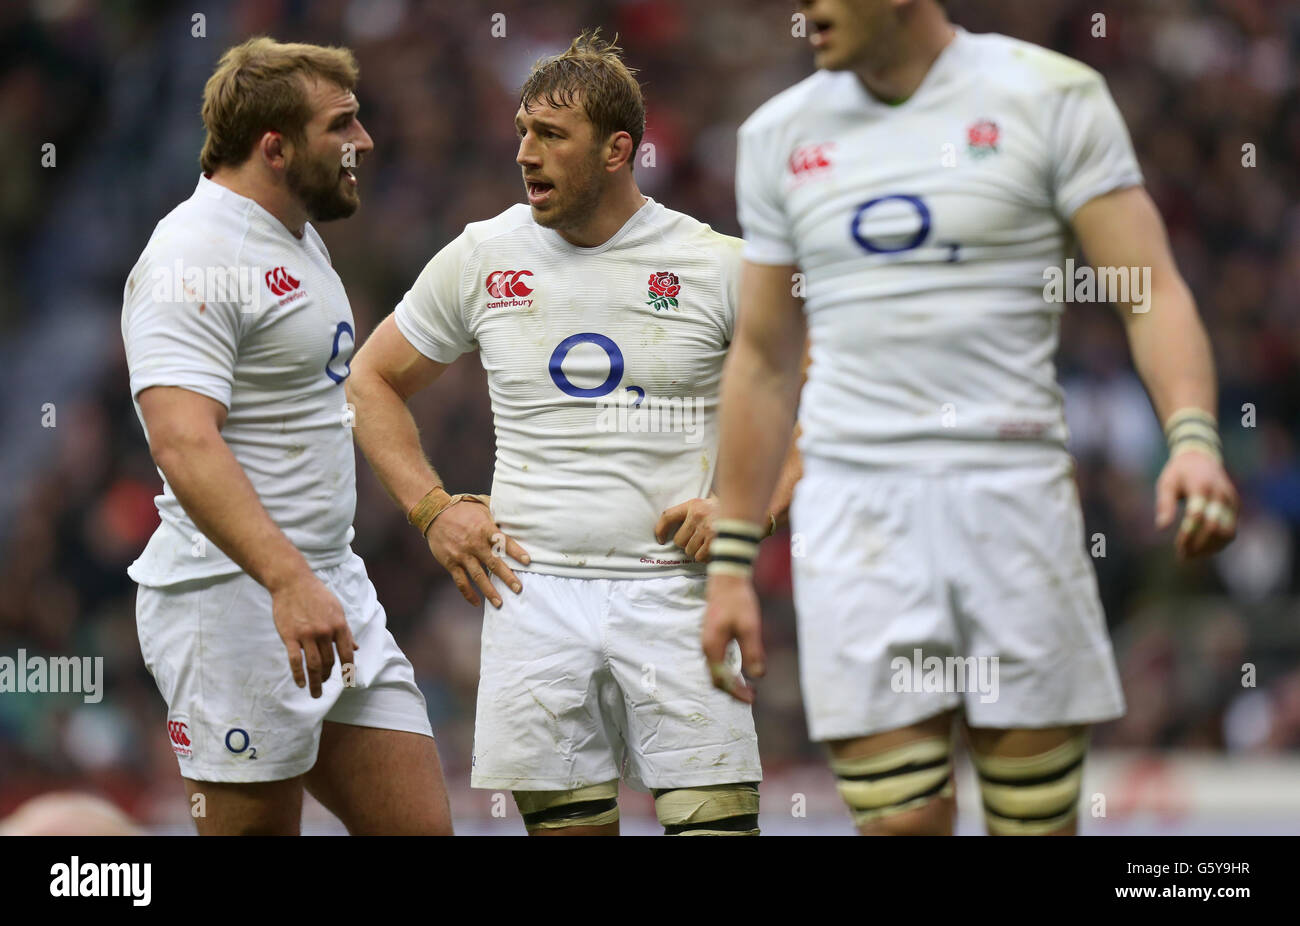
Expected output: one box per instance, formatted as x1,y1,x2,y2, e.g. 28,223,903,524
183,777,304,836
304,721,453,835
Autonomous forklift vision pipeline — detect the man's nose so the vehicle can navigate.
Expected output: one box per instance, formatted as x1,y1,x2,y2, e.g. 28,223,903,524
517,134,540,167
353,120,375,156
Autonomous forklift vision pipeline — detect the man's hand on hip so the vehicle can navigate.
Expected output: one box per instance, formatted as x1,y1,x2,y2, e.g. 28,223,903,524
427,499,530,608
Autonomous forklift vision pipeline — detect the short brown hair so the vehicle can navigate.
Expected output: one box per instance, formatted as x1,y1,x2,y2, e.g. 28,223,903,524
199,36,359,174
519,30,645,166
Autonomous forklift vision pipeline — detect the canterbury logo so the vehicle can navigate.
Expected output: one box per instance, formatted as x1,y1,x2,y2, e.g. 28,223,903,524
789,143,834,177
265,266,301,296
486,269,533,298
167,721,191,747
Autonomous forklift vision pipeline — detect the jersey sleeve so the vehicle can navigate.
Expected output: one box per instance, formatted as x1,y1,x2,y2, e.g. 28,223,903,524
393,230,477,364
121,250,243,409
1049,73,1144,220
736,122,797,266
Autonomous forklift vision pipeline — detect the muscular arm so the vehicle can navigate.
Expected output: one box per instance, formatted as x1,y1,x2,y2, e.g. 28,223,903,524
715,261,807,524
138,386,313,591
764,344,811,531
1070,186,1237,557
1071,186,1216,423
701,261,806,700
347,314,527,606
137,385,353,697
345,313,450,512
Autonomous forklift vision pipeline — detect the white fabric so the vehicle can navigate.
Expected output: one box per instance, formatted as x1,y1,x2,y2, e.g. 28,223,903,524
736,28,1143,468
136,551,432,783
122,175,358,586
395,197,743,578
790,456,1125,740
471,571,761,791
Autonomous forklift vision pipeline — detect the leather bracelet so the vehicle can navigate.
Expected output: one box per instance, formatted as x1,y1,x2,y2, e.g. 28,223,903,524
407,487,488,537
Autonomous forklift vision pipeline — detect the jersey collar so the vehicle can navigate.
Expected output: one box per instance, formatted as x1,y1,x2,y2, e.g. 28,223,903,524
538,196,659,255
850,24,969,110
195,174,314,245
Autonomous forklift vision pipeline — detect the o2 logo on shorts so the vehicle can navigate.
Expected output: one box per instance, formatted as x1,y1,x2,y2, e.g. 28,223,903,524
850,193,960,263
225,728,257,760
325,321,354,384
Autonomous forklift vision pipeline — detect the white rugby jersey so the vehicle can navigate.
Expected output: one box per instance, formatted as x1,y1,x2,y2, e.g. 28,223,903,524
737,28,1143,468
122,175,357,586
395,198,742,578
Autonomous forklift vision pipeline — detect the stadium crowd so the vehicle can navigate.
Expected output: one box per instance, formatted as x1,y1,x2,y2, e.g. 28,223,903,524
0,0,1297,824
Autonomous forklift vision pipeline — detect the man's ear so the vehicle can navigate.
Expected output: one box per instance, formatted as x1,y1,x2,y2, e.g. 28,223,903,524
606,131,634,172
259,130,290,170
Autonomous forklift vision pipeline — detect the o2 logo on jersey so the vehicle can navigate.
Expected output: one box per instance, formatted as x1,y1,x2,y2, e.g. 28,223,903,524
850,193,960,263
549,333,625,398
325,321,354,383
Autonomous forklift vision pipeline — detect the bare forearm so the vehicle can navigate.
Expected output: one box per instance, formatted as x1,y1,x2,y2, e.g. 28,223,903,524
347,369,444,512
1123,278,1217,423
153,435,311,591
716,343,802,524
766,426,803,530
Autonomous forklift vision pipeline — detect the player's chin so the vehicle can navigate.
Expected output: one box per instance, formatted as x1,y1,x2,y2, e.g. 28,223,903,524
812,49,849,71
529,202,561,228
812,35,867,72
310,192,360,223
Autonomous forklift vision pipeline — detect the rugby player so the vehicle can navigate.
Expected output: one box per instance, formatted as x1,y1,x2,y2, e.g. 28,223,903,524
347,32,793,835
122,38,452,835
703,0,1238,835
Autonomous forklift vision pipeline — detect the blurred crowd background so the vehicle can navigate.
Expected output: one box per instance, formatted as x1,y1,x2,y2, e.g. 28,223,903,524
0,0,1297,827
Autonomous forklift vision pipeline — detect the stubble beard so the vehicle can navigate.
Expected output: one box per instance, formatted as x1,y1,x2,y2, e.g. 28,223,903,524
287,150,358,223
532,148,605,233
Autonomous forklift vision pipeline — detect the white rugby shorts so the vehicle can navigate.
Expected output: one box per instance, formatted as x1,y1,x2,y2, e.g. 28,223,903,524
471,572,762,792
135,551,433,782
791,455,1125,741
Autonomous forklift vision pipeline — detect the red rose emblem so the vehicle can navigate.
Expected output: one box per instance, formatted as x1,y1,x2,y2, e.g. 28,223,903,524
648,272,680,299
968,120,999,149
